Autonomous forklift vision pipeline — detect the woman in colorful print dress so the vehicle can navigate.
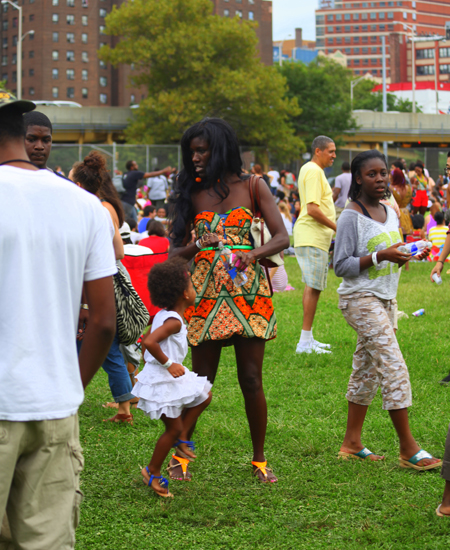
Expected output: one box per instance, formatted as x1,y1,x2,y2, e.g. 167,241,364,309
170,118,289,482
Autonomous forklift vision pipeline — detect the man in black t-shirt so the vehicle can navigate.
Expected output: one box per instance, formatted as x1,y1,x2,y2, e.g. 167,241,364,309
121,160,171,221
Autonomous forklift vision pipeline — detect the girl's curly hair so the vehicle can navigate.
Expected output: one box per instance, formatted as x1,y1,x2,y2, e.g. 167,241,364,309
148,258,190,311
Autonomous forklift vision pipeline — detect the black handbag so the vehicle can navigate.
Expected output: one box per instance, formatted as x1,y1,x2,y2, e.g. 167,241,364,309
113,269,150,346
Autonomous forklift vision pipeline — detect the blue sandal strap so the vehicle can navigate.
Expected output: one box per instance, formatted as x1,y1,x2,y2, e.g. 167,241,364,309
354,447,373,459
407,449,433,464
174,439,195,451
146,467,169,490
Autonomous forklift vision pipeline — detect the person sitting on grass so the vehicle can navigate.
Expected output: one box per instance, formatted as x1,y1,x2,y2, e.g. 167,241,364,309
334,150,442,471
132,258,212,498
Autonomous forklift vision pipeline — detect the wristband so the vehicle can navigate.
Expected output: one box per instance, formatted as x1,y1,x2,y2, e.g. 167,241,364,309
195,239,203,249
161,358,173,369
372,252,379,268
80,304,89,310
437,260,444,264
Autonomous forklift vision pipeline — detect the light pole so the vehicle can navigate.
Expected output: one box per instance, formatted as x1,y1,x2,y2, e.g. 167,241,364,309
403,24,417,114
1,0,23,99
350,76,365,110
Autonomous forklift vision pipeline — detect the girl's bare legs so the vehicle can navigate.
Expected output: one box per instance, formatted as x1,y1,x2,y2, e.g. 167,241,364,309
340,402,385,461
439,482,450,516
177,392,213,458
142,415,182,494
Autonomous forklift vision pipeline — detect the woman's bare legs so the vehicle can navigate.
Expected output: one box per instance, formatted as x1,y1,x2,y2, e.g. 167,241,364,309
234,336,276,481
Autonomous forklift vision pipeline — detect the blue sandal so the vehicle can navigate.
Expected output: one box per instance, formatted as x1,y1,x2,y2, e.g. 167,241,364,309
399,449,442,471
143,466,173,498
174,439,196,461
338,447,384,460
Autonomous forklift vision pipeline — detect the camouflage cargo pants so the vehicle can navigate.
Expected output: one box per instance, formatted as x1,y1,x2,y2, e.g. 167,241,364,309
338,292,412,411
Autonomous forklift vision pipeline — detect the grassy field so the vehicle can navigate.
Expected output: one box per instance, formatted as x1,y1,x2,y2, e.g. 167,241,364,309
76,258,450,550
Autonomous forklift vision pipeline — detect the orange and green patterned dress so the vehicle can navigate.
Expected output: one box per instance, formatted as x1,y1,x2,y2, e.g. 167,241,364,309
184,207,277,346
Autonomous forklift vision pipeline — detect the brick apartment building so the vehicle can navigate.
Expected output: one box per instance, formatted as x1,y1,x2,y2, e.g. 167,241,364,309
315,0,450,83
0,0,272,106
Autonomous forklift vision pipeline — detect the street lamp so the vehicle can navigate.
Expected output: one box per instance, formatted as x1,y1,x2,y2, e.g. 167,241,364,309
350,76,365,110
0,0,33,100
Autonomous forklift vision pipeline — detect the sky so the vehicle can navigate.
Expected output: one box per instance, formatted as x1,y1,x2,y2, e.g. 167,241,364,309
272,0,316,42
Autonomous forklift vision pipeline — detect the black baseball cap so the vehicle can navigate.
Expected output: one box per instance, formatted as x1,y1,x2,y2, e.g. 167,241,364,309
0,89,35,114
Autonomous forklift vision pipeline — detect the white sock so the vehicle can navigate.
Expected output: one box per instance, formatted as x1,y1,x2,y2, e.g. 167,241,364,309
299,330,312,345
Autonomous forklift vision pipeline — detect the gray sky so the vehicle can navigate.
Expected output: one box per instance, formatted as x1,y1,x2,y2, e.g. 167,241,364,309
272,0,316,42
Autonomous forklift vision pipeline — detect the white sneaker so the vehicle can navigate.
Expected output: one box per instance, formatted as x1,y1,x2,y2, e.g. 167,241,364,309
312,339,331,350
296,341,332,355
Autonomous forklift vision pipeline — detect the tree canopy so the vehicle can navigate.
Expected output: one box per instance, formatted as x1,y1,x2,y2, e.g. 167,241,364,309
352,78,420,112
278,58,356,147
100,0,303,160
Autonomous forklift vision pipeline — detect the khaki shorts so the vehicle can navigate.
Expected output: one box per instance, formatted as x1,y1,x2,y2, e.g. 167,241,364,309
339,293,412,411
294,246,329,291
0,414,83,550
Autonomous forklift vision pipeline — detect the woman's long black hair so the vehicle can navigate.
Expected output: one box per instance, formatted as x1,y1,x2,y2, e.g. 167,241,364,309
348,149,391,201
170,118,244,246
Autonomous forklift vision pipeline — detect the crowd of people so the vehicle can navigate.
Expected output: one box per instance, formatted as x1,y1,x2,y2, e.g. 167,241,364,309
1,89,450,550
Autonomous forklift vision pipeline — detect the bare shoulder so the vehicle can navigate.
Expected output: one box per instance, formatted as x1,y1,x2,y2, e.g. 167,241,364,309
102,201,119,227
345,201,361,214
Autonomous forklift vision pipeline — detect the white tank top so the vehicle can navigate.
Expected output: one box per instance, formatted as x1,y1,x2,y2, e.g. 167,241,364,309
144,309,188,365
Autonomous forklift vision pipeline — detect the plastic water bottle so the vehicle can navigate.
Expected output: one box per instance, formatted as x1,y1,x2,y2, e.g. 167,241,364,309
398,240,432,256
412,308,425,317
432,273,442,285
218,242,248,287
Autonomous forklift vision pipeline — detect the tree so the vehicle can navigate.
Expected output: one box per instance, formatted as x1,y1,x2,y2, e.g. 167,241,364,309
352,78,421,112
278,58,356,147
100,0,303,160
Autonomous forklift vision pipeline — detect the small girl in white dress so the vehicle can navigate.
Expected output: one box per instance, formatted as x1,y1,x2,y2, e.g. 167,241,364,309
132,258,212,498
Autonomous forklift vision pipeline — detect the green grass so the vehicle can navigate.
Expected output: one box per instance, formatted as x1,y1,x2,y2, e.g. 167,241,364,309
76,259,450,549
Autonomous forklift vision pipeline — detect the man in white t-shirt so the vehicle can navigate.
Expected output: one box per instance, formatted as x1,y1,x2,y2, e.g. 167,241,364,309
333,161,352,220
147,172,168,209
267,167,280,196
0,92,117,549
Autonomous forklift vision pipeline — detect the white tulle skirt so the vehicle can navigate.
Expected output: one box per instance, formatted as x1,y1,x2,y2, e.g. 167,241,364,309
132,362,212,420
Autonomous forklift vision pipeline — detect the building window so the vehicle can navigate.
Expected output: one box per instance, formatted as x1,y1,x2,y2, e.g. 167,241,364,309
2,2,7,12
29,50,34,58
354,36,360,43
67,33,75,43
52,13,59,23
327,15,333,22
371,47,377,53
12,71,16,83
81,69,88,80
362,47,369,54
51,32,58,43
2,20,8,31
363,59,369,65
29,87,35,95
82,0,88,6
354,59,360,65
379,24,385,31
130,94,135,103
52,50,59,60
440,65,450,74
416,48,434,59
371,58,377,65
52,86,58,98
81,51,89,62
328,38,334,45
412,13,416,21
362,36,368,43
345,48,351,54
67,14,75,24
327,26,333,33
353,14,359,21
370,25,376,31
336,37,342,44
344,14,351,21
29,68,34,76
82,15,88,25
388,24,394,31
403,12,407,19
224,9,229,16
1,56,7,66
361,13,368,20
344,26,350,32
379,12,385,19
99,76,107,87
12,36,17,47
235,10,242,18
12,17,17,28
388,12,394,19
248,11,253,20
417,65,434,75
12,53,16,65
1,73,7,82
52,0,59,4
67,87,75,98
440,48,450,58
67,50,75,61
82,87,88,99
66,69,75,80
371,36,377,43
362,25,368,32
345,37,351,43
29,14,34,21
99,93,107,104
336,14,342,21
81,33,88,43
335,26,341,32
2,38,7,49
99,25,106,33
354,47,360,54
99,59,106,69
52,68,59,79
99,8,107,17
67,0,75,5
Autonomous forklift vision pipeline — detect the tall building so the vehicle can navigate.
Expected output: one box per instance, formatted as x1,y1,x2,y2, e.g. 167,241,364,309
0,0,272,106
212,0,273,66
315,1,450,82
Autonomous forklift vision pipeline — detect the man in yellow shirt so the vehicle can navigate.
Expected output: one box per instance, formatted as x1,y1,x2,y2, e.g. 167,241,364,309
294,136,337,354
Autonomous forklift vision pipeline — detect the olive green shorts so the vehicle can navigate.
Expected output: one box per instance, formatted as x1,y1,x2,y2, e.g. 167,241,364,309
0,414,83,550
